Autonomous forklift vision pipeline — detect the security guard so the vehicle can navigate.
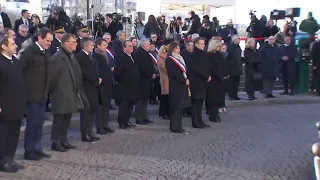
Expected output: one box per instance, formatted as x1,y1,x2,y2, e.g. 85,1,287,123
49,27,65,56
76,26,89,54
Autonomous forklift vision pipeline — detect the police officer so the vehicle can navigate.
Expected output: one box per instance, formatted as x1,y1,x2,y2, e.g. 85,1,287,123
75,26,89,54
49,26,65,56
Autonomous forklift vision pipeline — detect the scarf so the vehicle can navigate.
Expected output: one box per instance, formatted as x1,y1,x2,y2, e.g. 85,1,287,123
171,52,185,63
95,48,109,65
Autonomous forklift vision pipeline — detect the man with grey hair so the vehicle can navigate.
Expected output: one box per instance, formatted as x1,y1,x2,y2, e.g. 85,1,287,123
103,32,112,45
112,30,126,56
16,24,30,52
190,33,199,41
133,38,156,125
226,35,242,100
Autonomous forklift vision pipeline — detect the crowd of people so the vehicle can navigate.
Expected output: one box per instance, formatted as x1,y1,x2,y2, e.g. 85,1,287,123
0,7,319,174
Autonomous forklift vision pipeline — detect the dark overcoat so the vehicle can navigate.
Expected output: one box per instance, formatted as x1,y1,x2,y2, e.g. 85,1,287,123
133,47,155,100
165,57,191,110
259,44,282,78
76,51,100,108
226,43,243,76
48,47,89,114
244,48,263,92
113,51,140,102
0,55,26,121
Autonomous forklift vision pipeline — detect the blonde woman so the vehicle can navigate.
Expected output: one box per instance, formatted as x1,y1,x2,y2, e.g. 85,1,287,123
157,45,170,119
244,38,262,100
206,40,228,123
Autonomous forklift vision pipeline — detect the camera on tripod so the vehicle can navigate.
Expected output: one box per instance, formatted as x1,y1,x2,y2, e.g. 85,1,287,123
94,13,105,26
249,10,256,17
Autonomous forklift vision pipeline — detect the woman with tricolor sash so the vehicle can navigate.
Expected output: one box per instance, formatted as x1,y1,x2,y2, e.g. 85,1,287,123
165,42,191,134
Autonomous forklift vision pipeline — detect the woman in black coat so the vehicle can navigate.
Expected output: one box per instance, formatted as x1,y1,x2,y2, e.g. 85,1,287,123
143,15,161,38
206,40,227,123
244,38,263,100
165,42,191,134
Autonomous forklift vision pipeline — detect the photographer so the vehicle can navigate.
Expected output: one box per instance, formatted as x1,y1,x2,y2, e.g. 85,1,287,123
246,12,261,39
71,14,84,35
198,15,213,41
45,6,72,33
29,14,45,36
93,13,106,38
105,13,123,40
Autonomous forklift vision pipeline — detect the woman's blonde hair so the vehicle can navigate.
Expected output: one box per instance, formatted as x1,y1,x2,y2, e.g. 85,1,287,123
245,38,256,48
207,40,222,53
157,45,168,60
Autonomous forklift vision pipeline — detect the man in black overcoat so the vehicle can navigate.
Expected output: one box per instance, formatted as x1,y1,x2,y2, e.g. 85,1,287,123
0,36,25,173
0,5,12,28
311,34,320,96
76,37,100,143
92,38,115,134
226,35,242,100
280,36,298,95
20,28,53,161
189,37,211,128
114,40,140,129
49,34,89,152
133,38,156,125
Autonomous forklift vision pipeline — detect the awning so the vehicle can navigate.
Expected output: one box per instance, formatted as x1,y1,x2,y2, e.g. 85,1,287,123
160,0,235,7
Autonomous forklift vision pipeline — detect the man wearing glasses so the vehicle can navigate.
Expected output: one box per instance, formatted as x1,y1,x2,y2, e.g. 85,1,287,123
49,33,89,152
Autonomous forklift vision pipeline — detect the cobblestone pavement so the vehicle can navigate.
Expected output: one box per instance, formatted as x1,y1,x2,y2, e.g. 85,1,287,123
1,104,319,180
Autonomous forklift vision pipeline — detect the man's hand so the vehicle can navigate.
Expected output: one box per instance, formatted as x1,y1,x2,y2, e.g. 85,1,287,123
186,79,190,86
99,78,103,84
111,67,114,71
313,66,317,70
152,74,156,79
207,76,212,82
0,108,2,113
282,56,288,61
224,75,230,79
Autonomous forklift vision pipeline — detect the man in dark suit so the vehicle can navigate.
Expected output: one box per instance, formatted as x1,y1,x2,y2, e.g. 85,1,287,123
0,5,12,28
76,37,100,142
20,28,53,161
49,27,65,56
14,9,31,32
105,13,123,40
133,38,155,125
114,40,140,129
75,26,89,54
49,34,89,152
15,24,31,52
93,38,115,134
0,36,25,173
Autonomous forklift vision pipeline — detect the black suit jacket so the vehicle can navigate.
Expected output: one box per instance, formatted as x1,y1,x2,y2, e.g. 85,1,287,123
76,51,100,108
49,38,61,57
0,12,12,28
14,18,31,32
106,21,122,40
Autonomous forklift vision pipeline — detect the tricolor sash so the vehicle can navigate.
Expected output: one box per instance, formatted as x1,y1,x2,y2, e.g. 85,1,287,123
168,55,191,97
149,53,157,64
106,49,114,59
155,47,159,53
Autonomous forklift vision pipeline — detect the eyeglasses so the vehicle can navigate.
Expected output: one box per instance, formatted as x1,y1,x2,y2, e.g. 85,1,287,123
67,41,77,44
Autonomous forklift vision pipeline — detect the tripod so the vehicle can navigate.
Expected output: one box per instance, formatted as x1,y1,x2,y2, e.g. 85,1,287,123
94,24,104,39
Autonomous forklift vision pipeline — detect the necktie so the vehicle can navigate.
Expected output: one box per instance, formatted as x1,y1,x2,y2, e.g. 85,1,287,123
25,19,28,26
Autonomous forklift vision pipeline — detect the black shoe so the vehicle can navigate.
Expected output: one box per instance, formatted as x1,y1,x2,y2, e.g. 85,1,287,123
126,122,136,127
0,162,18,173
81,135,95,142
35,150,51,158
144,119,154,124
89,133,100,141
97,128,108,135
51,143,68,152
280,91,289,95
234,96,241,100
119,123,128,129
24,151,42,160
162,115,170,120
248,95,257,100
12,161,24,170
61,141,76,149
104,126,115,133
265,94,276,98
136,120,147,125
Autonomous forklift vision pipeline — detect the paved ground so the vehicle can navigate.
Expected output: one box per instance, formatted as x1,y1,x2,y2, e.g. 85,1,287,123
1,103,319,180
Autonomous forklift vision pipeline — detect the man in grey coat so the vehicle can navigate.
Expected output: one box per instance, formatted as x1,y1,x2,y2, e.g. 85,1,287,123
49,33,89,152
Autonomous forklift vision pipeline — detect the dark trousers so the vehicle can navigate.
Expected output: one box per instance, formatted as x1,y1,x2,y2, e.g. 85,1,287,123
135,99,149,120
282,65,295,92
118,100,135,125
170,109,182,132
228,75,240,98
24,103,46,152
80,108,95,136
311,70,317,91
96,104,111,130
191,99,204,126
150,77,161,101
159,94,170,117
51,113,72,144
0,119,22,163
208,104,219,121
315,70,320,95
263,78,275,95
